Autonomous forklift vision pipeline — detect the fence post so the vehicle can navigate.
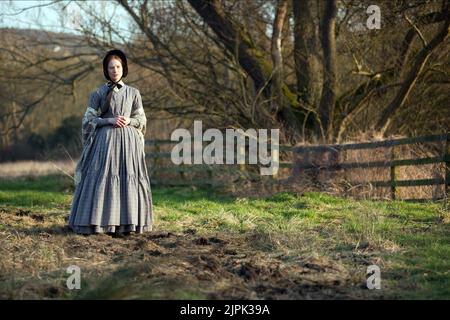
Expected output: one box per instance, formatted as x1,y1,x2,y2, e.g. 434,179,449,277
155,141,160,165
342,147,348,196
154,142,160,184
390,145,397,200
445,133,450,200
179,167,186,183
306,149,320,187
207,167,213,187
238,143,246,172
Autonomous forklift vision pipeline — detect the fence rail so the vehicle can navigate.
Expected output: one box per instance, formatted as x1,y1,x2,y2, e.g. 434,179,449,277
292,133,449,201
145,133,450,201
291,133,448,152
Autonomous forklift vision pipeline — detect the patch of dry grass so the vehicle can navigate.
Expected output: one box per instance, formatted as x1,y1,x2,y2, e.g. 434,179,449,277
0,160,76,179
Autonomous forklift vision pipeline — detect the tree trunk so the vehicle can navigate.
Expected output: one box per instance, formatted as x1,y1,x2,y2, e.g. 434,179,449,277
292,0,321,108
271,0,289,114
317,0,337,142
188,0,304,139
187,0,271,98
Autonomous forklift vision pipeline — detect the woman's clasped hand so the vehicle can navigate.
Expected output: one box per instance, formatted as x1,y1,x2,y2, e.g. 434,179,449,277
108,115,131,128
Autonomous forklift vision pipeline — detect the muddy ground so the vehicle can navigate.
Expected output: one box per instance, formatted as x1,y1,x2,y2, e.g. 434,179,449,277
0,206,386,299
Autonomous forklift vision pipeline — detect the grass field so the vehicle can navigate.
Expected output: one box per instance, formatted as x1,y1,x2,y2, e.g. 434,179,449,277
0,174,449,299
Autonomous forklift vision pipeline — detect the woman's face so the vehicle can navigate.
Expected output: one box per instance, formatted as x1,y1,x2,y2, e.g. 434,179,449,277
108,57,123,82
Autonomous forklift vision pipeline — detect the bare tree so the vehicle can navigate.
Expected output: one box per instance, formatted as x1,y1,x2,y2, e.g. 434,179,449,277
1,0,449,154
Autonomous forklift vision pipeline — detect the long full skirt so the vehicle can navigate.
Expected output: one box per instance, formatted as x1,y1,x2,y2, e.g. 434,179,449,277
68,125,153,234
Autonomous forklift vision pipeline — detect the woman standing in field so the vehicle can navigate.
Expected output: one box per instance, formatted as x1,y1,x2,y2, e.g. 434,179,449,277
68,49,153,235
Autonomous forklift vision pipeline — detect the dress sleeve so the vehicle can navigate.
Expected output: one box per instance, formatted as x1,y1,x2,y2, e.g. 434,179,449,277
81,89,109,145
91,89,111,127
88,89,100,110
129,89,147,132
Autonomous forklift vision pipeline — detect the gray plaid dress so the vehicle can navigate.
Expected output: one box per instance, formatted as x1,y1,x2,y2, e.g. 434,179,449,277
68,81,153,234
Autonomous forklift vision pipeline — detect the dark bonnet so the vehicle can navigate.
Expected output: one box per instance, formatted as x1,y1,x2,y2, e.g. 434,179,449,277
103,49,128,81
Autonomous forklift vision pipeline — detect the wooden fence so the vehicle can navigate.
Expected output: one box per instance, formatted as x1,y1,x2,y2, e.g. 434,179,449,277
145,133,450,201
145,138,277,187
291,133,450,201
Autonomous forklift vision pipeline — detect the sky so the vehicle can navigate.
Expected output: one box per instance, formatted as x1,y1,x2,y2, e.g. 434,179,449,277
0,0,134,41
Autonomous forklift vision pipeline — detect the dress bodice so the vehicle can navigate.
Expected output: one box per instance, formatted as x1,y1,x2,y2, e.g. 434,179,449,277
97,84,137,118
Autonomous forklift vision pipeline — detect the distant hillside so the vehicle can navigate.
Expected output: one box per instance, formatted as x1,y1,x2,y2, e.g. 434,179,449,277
0,27,105,56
